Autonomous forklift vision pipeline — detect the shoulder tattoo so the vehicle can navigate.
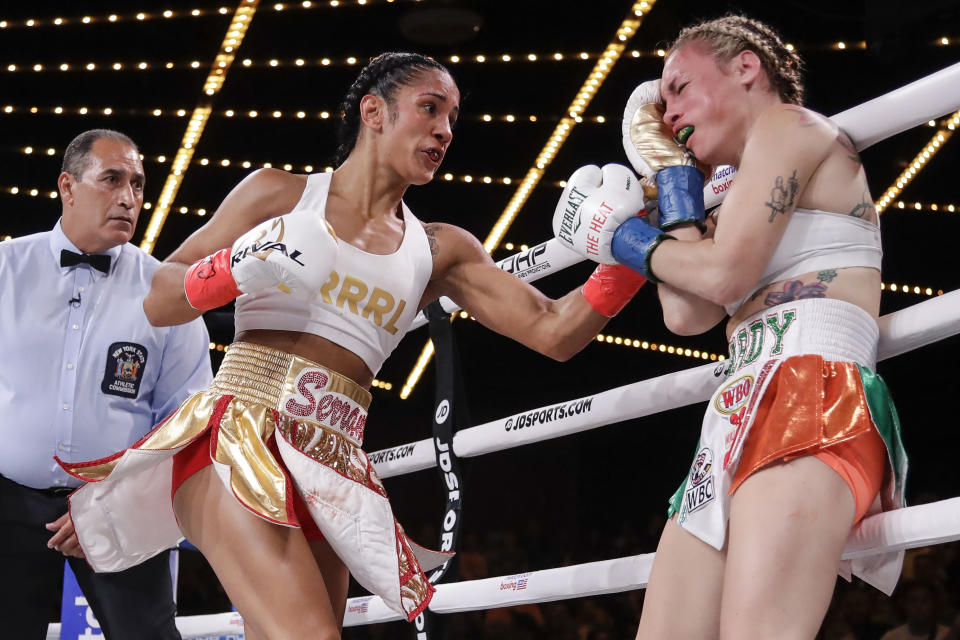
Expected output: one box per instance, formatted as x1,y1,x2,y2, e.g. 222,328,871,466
765,170,799,222
783,105,819,128
423,223,441,257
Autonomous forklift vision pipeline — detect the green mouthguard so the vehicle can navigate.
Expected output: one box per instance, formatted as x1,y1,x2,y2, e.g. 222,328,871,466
676,125,694,145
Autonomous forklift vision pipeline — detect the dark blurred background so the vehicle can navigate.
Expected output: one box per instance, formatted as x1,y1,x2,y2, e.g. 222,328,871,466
2,0,959,637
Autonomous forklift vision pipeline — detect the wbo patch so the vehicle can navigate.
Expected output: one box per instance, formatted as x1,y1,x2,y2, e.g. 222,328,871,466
714,374,753,415
101,342,148,398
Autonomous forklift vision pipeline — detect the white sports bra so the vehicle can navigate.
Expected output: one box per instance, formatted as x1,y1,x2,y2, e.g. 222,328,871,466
235,173,435,374
724,208,882,316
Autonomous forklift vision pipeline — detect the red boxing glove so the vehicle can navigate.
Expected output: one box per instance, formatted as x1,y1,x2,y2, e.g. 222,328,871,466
581,263,647,317
184,248,242,311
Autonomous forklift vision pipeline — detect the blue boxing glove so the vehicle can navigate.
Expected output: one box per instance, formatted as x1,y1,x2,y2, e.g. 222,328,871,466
611,215,675,283
622,80,710,232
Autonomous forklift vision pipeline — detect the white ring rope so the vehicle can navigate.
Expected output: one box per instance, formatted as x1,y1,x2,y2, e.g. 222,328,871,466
45,61,960,640
47,496,956,636
371,288,960,479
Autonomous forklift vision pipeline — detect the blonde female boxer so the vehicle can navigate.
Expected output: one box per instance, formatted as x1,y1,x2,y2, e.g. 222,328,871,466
554,16,907,640
58,52,648,639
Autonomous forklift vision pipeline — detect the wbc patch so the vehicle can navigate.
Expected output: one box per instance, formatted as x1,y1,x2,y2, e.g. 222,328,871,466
101,342,148,398
683,446,715,516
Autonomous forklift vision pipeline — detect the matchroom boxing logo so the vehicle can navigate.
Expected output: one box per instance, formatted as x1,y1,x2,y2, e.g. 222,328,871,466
709,165,736,196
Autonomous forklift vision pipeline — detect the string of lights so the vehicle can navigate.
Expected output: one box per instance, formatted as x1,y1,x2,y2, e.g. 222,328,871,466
4,61,206,73
889,201,958,212
880,283,944,296
16,129,960,212
593,332,725,361
10,140,960,215
399,1,655,400
0,0,414,30
447,309,726,361
0,7,234,29
5,105,955,137
0,104,591,125
4,38,956,75
139,0,258,254
875,109,960,214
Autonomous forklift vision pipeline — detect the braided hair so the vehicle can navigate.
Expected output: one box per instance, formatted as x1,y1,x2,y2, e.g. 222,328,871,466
334,52,452,166
668,15,804,105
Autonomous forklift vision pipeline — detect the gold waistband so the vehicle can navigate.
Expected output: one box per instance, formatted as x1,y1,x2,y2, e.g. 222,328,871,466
210,342,371,410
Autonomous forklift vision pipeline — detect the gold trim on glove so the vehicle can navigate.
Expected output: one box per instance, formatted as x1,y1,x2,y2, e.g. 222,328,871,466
628,103,711,178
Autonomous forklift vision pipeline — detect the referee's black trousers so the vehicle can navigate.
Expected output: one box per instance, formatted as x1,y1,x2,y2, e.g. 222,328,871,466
0,473,181,639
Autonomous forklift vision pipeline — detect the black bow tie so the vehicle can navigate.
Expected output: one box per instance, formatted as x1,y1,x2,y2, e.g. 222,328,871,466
60,249,111,274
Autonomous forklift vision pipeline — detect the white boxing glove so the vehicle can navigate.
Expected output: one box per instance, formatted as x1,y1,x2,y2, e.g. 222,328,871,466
230,207,338,298
553,164,646,264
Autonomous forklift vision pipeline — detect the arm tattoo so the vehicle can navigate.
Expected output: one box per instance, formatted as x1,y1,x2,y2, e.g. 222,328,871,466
848,186,877,219
763,270,835,306
764,170,799,222
837,131,862,166
423,223,440,257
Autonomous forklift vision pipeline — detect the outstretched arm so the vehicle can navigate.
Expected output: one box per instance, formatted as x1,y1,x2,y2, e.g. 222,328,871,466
421,224,637,361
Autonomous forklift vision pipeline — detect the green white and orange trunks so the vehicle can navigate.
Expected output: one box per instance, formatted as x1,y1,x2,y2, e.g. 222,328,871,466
668,298,908,594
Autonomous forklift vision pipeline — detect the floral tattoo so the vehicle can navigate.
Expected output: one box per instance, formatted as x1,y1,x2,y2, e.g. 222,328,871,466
763,270,836,306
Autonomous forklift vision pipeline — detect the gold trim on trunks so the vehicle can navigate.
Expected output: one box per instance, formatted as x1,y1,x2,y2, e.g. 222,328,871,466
211,342,372,410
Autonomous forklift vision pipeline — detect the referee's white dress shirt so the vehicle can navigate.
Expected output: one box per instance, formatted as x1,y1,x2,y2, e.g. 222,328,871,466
0,220,213,489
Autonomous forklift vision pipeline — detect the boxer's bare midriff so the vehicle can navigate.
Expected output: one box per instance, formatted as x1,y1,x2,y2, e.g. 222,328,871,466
726,266,881,339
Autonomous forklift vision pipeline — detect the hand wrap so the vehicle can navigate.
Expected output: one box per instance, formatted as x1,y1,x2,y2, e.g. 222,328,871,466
184,248,242,311
611,216,675,284
581,264,647,317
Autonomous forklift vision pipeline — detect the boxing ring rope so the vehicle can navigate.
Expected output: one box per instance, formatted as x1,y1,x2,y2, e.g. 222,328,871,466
43,494,960,637
373,288,960,480
46,61,960,640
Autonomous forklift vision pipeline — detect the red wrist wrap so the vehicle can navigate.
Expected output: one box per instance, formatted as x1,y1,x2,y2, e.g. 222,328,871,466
183,248,242,311
581,263,647,317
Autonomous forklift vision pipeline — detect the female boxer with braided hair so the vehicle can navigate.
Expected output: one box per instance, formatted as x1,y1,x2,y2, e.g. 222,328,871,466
58,52,647,638
554,14,907,640
636,16,906,640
